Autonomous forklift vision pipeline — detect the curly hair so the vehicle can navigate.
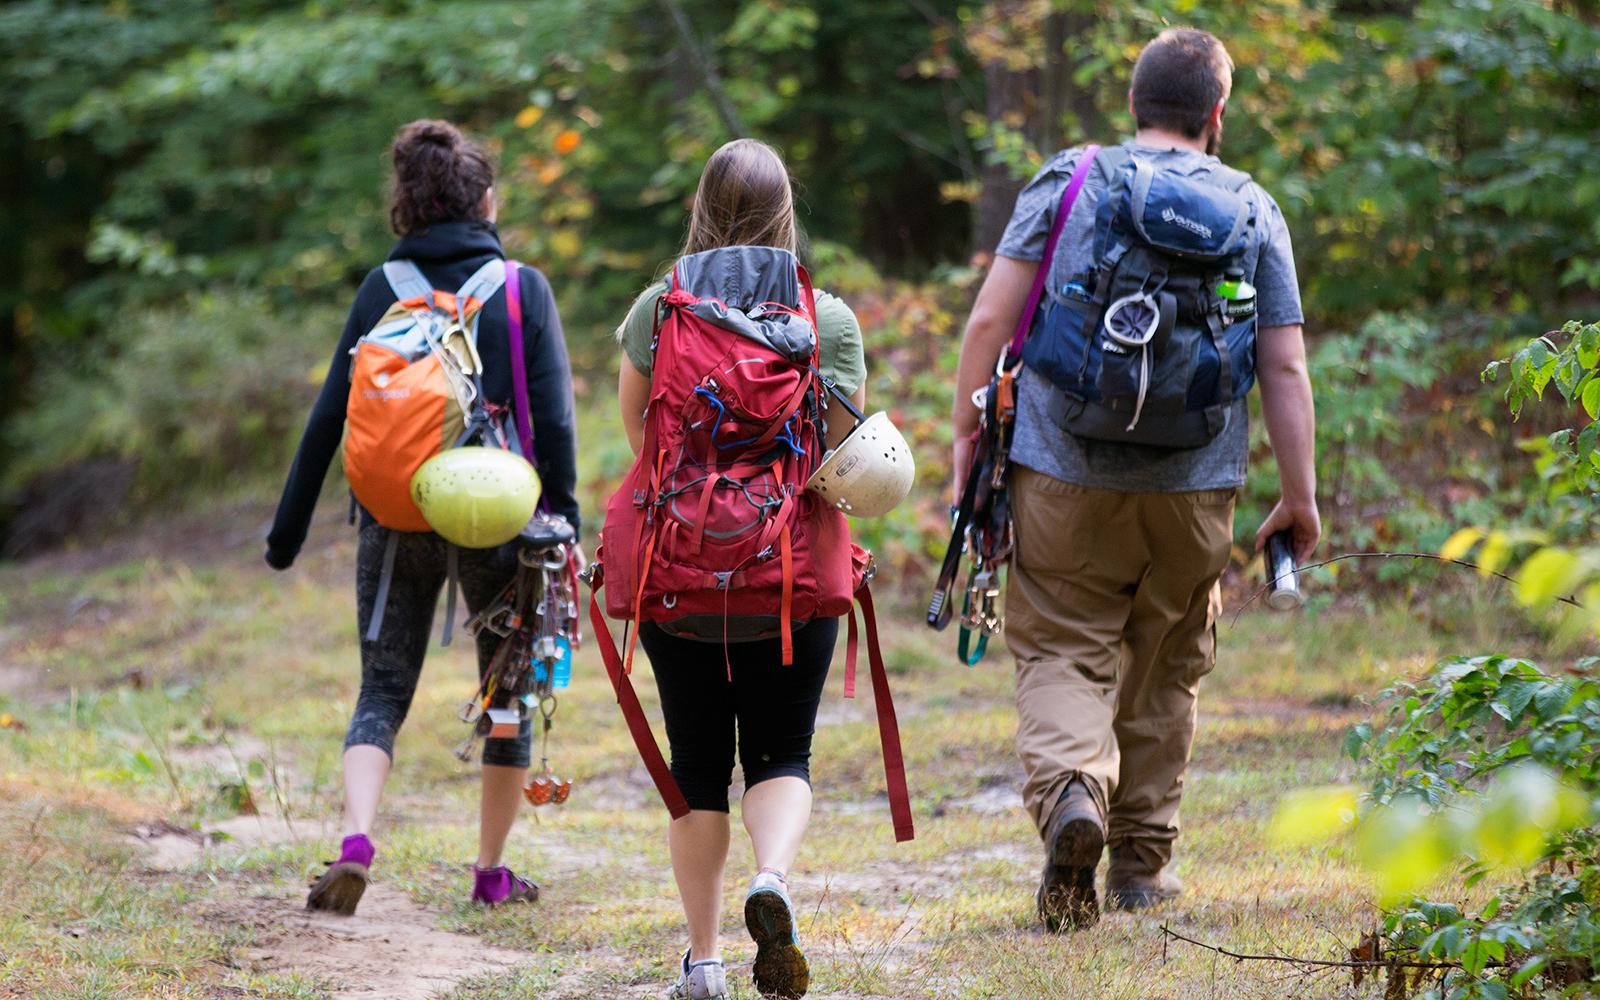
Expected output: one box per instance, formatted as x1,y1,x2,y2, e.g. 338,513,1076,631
387,119,494,235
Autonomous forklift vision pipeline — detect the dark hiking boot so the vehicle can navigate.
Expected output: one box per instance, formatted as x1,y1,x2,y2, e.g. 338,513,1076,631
471,865,540,906
1037,777,1106,931
745,869,809,998
306,834,374,916
1106,846,1183,911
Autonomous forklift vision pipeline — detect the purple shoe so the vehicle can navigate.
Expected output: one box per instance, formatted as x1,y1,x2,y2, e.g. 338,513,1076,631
471,864,540,906
307,834,374,915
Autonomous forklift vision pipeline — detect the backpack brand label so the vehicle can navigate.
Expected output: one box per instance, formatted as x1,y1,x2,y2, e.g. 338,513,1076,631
1160,206,1213,240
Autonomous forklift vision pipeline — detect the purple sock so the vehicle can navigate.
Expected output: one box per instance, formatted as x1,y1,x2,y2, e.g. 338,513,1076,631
473,865,509,902
338,833,374,868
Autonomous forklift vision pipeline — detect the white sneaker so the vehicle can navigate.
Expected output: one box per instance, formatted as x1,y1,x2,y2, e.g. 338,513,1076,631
668,949,728,1000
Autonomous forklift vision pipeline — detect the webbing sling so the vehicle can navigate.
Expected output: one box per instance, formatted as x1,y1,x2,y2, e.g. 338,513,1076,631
928,146,1100,638
590,570,914,842
588,576,690,819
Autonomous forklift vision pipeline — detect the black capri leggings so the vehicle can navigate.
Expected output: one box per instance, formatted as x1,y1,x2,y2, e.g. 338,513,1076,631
640,618,838,813
347,522,533,767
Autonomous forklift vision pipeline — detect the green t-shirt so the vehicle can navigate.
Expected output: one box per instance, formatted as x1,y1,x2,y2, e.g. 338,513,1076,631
616,280,867,395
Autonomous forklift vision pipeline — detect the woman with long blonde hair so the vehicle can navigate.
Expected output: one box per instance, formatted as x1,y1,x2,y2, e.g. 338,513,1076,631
613,139,867,1000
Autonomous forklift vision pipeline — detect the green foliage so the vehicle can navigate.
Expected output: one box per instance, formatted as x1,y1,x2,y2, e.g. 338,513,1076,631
3,290,333,498
1349,656,1600,998
1314,326,1600,998
1453,322,1600,635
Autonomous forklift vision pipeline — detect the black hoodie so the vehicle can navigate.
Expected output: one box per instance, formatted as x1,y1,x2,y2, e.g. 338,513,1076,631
266,220,580,568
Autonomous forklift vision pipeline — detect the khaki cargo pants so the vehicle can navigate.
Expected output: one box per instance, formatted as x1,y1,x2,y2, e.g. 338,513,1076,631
1005,465,1234,875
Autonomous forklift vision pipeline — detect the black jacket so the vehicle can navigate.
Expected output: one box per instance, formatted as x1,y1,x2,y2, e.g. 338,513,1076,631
266,220,580,568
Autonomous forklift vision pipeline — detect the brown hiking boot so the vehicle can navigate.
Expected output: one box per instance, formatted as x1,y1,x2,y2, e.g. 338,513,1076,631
1036,776,1106,931
1106,847,1182,911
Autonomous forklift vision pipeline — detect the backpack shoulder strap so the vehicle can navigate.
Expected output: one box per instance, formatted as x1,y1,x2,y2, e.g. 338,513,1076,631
1204,162,1254,194
381,260,434,305
1004,144,1100,361
454,258,509,330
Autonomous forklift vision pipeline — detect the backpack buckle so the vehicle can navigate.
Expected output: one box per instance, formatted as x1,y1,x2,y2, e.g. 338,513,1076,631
632,489,648,508
712,571,734,591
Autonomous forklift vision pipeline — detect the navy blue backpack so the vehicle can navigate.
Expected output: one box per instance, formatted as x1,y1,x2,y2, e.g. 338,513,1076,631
1022,145,1261,448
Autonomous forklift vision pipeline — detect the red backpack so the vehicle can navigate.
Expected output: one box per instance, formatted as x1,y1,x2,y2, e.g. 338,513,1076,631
587,246,912,842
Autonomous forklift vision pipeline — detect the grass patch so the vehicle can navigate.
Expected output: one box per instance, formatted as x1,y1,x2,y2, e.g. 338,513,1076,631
0,515,1536,998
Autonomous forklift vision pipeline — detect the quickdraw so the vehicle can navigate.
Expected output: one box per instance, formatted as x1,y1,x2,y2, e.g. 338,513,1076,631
451,513,582,811
927,143,1102,665
929,354,1019,666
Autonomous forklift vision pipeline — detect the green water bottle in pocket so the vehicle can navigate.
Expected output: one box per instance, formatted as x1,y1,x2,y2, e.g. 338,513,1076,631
1216,266,1256,320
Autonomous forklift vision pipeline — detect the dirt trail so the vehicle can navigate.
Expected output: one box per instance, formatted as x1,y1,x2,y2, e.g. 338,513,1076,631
235,883,526,999
130,791,532,997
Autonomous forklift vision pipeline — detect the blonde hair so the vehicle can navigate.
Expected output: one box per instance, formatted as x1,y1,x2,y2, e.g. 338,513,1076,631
682,139,798,255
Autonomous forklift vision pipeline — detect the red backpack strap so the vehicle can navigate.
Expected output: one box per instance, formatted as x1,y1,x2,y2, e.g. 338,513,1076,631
587,573,690,819
843,600,859,699
858,584,914,842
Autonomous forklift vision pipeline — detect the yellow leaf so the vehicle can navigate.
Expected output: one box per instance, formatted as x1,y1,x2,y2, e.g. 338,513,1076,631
1439,527,1482,562
1268,785,1358,846
1357,799,1452,903
548,229,581,258
1515,547,1583,606
1476,531,1511,577
514,106,544,129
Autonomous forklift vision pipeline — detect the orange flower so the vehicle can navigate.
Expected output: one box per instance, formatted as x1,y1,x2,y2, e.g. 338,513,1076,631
554,129,582,155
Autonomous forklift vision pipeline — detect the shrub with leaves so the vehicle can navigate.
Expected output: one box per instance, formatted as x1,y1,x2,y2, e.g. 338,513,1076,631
1349,656,1599,999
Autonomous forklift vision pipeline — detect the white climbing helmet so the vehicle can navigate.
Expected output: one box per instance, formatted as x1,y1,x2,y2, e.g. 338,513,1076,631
805,411,915,518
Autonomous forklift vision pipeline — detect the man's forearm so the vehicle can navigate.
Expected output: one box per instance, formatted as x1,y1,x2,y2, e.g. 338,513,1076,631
952,257,1039,437
1257,325,1317,506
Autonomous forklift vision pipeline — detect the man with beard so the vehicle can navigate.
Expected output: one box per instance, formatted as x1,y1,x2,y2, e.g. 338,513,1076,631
950,27,1319,930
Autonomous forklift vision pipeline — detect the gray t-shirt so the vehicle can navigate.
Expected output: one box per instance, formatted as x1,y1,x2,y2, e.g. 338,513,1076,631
996,142,1304,493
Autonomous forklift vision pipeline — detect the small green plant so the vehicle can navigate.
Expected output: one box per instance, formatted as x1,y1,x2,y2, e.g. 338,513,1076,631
1355,656,1599,998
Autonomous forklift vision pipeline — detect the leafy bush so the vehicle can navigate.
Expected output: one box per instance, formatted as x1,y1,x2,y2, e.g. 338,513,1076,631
1352,656,1599,999
5,289,334,501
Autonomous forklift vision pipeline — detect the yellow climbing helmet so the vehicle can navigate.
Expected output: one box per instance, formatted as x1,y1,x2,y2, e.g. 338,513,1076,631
410,446,541,548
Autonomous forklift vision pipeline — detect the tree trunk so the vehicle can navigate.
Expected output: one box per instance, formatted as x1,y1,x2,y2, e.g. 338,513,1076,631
972,1,1103,257
973,57,1031,257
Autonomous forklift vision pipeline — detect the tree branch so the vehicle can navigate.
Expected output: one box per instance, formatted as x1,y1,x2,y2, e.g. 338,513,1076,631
658,0,747,140
1229,550,1587,626
1160,925,1510,973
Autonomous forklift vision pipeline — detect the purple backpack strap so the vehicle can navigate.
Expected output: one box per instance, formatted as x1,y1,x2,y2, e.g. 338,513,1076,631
1006,143,1101,361
503,258,536,464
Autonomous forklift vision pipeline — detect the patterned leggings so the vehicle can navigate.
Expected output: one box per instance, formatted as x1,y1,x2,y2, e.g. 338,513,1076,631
346,523,532,767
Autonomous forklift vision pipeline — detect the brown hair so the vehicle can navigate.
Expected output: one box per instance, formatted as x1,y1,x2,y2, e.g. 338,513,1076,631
387,119,494,235
682,139,798,255
1130,28,1234,140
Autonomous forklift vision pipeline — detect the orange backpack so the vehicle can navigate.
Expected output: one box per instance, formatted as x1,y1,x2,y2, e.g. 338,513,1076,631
344,259,511,531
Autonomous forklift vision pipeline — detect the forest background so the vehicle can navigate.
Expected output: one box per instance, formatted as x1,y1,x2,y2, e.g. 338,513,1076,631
3,2,1600,998
3,0,1598,572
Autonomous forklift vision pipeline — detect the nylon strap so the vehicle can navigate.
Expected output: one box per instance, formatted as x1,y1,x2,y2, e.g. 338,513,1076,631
453,258,506,334
1005,144,1101,362
779,529,794,666
441,543,459,647
957,625,987,666
860,585,914,842
843,601,858,699
927,432,985,630
503,260,539,471
588,582,691,819
380,260,434,304
365,529,400,643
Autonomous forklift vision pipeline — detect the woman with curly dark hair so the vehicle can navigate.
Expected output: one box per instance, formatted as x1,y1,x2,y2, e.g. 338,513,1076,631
267,119,580,914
